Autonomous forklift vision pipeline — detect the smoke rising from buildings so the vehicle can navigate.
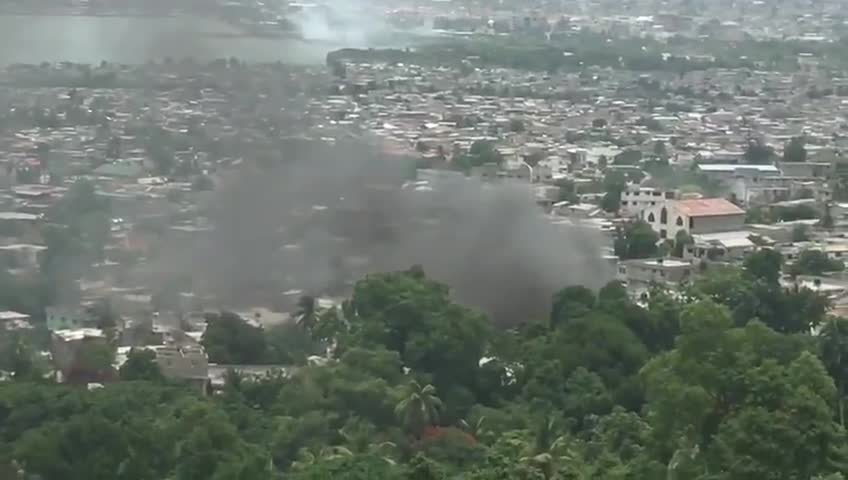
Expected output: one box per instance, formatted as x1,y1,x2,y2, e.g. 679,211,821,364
154,140,612,325
287,0,434,48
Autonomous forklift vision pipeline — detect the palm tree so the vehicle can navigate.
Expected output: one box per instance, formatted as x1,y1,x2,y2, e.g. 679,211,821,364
394,380,443,436
312,307,347,343
459,416,489,441
290,446,353,470
321,446,354,461
296,295,318,332
518,417,589,480
338,423,398,465
821,317,848,426
290,448,317,470
666,438,700,480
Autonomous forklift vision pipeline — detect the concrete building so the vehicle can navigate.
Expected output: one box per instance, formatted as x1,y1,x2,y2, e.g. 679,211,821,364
152,344,208,380
619,186,678,217
778,162,833,178
0,310,32,330
697,164,781,183
641,198,746,240
46,306,96,331
690,231,756,260
50,328,110,383
617,258,695,288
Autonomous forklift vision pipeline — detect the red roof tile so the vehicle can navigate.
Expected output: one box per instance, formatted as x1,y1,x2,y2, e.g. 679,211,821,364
674,198,744,217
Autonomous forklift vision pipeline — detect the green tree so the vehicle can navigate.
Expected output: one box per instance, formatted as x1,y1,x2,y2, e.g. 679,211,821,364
821,318,848,427
349,268,490,391
743,248,782,284
454,141,504,171
555,179,578,204
653,140,668,159
119,348,164,382
671,230,692,258
296,295,319,333
642,300,847,479
792,223,811,242
600,171,626,213
614,221,659,260
550,286,596,327
784,136,808,162
1,337,48,382
775,203,818,222
70,341,115,382
562,367,613,421
174,406,272,480
513,417,595,480
395,380,443,436
822,203,835,229
201,311,267,364
690,264,829,333
266,323,321,365
745,206,772,224
288,454,405,480
14,414,133,480
600,189,622,213
509,118,526,133
789,250,845,276
743,138,776,164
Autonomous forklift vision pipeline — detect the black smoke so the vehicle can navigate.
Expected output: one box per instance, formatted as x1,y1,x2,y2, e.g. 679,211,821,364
153,140,612,325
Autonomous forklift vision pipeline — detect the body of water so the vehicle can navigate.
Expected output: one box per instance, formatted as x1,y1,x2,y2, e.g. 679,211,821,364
0,15,338,65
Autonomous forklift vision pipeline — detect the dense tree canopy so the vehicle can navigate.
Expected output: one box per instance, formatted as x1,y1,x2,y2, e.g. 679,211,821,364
201,311,268,364
613,220,659,259
1,267,847,479
119,348,164,382
784,136,808,163
743,139,777,164
789,250,846,277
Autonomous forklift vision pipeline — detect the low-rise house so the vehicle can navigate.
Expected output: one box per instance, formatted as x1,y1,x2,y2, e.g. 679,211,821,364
50,328,111,383
641,198,746,240
0,244,47,270
208,364,289,390
116,344,209,390
46,306,96,331
553,202,601,219
689,231,756,260
0,310,32,330
779,162,833,178
617,258,695,289
154,344,208,379
0,211,41,241
92,162,145,179
697,163,781,183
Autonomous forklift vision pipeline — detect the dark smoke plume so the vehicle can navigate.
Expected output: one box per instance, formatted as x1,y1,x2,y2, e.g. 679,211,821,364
154,140,612,325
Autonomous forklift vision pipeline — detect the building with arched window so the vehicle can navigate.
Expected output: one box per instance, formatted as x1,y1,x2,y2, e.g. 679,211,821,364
640,198,745,239
619,186,679,217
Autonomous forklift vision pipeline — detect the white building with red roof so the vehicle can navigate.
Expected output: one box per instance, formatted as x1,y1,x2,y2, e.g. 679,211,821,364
640,198,745,240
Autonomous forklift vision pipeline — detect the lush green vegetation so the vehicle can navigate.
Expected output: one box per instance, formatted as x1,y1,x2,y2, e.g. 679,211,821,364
613,220,659,260
1,261,847,479
327,31,747,74
789,250,846,277
328,30,848,76
452,140,503,172
746,203,821,225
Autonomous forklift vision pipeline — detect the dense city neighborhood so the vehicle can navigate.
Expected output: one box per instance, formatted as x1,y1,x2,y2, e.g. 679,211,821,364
0,0,848,479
